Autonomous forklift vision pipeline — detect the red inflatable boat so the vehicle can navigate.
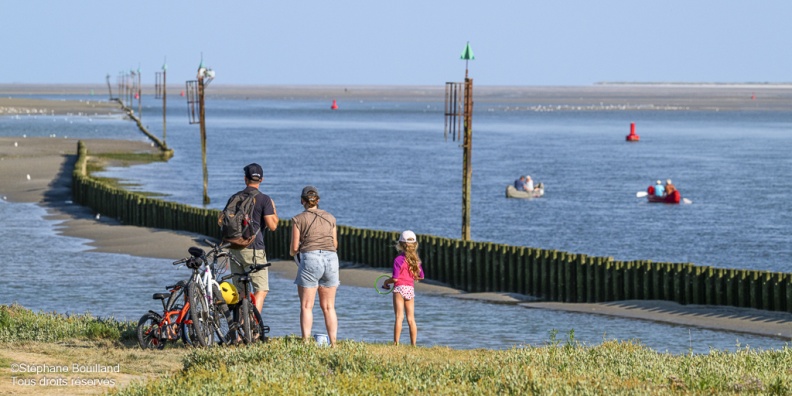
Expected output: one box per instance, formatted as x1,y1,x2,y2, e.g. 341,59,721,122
646,186,681,204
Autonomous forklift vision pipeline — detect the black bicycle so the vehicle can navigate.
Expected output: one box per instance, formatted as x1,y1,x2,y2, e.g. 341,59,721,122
218,261,271,344
197,239,270,345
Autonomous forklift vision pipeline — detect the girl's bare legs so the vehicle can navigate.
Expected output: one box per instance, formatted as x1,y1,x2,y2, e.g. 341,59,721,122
318,286,338,347
392,292,405,345
404,297,417,346
298,285,317,342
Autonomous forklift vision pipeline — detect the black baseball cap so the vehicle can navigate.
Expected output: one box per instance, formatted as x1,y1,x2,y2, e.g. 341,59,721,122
244,163,263,182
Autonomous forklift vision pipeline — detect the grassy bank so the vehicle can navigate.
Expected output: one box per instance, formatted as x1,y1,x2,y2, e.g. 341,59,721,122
113,336,792,395
1,305,790,395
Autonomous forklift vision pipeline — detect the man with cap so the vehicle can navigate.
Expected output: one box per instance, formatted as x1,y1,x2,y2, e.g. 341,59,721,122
226,163,279,314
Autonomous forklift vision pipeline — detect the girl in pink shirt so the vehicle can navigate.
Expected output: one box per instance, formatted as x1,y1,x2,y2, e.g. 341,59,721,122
382,230,424,346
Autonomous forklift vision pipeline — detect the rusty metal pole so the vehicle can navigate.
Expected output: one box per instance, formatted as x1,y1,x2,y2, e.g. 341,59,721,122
198,74,210,205
461,76,473,240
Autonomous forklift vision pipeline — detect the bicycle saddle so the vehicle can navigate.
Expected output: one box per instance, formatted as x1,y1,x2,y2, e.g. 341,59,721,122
152,293,170,300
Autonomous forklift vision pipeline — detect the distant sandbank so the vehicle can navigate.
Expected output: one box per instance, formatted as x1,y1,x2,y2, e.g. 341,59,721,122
3,82,792,111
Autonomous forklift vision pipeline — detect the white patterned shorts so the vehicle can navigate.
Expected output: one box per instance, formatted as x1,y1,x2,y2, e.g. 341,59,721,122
393,285,415,300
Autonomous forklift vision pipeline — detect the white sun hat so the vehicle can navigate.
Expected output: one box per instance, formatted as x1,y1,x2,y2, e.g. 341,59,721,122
399,230,417,243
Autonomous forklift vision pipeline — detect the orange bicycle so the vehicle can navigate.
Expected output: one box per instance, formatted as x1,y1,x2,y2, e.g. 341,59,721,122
136,279,195,349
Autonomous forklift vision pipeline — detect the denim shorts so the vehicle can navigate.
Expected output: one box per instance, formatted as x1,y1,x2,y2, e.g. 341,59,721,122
295,250,340,288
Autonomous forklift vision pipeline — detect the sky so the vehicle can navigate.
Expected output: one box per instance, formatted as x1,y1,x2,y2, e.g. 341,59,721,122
2,1,791,86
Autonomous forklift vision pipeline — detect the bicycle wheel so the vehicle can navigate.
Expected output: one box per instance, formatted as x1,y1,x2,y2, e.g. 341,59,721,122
239,300,266,344
188,282,212,347
238,299,252,344
249,301,268,343
213,309,231,346
136,313,164,350
211,284,231,346
180,310,197,347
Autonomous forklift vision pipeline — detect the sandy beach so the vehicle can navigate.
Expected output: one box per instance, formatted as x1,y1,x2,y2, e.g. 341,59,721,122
0,95,790,341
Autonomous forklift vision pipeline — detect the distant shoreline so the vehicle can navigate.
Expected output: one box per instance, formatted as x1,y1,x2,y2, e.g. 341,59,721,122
3,83,789,111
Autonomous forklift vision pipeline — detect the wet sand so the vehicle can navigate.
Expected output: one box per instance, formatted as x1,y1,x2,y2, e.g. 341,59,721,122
0,94,790,342
0,97,119,116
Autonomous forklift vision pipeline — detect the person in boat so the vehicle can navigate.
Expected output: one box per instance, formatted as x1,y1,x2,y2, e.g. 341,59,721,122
654,180,664,197
525,176,535,192
513,176,527,191
664,179,676,196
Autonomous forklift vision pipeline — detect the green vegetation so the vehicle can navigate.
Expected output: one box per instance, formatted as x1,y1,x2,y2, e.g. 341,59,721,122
1,305,790,394
84,151,170,197
113,335,792,395
0,304,135,343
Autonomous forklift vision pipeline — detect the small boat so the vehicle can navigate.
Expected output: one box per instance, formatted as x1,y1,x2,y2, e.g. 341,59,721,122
506,184,544,199
637,188,691,204
647,190,681,204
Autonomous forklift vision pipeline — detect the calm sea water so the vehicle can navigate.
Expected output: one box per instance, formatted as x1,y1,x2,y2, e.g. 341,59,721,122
0,91,790,353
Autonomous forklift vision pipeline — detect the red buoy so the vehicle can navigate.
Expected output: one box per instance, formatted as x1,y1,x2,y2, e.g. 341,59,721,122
331,99,338,110
626,122,640,141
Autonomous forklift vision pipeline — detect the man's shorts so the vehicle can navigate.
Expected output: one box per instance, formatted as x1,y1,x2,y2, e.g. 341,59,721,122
229,248,269,293
295,250,340,288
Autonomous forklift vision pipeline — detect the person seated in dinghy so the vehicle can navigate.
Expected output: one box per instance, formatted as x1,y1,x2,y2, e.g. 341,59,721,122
525,176,543,192
514,176,528,191
664,179,676,196
654,180,663,197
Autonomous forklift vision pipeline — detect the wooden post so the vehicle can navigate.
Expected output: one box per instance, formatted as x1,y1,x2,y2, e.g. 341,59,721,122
162,67,167,146
773,273,783,312
198,73,210,204
575,254,585,302
105,74,113,100
137,68,142,119
461,77,473,240
786,274,792,313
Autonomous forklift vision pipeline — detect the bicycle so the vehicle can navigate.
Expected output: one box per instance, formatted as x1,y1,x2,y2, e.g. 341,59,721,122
201,239,270,345
218,261,271,344
136,279,195,349
176,245,232,347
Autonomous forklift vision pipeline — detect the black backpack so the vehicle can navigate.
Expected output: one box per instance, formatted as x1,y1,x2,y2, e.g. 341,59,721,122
218,189,260,248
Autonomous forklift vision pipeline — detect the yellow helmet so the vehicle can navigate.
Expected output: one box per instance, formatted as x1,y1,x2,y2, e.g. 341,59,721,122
219,282,239,305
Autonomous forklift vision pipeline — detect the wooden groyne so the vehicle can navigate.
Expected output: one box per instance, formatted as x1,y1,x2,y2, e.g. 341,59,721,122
72,140,792,313
113,99,172,154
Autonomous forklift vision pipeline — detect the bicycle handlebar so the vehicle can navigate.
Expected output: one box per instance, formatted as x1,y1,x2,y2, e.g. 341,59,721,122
172,241,235,269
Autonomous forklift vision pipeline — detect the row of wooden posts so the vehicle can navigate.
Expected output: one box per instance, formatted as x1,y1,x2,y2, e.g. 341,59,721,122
72,141,792,313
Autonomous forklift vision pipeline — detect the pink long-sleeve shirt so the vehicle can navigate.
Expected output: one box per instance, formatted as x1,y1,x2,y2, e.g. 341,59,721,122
392,253,424,287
